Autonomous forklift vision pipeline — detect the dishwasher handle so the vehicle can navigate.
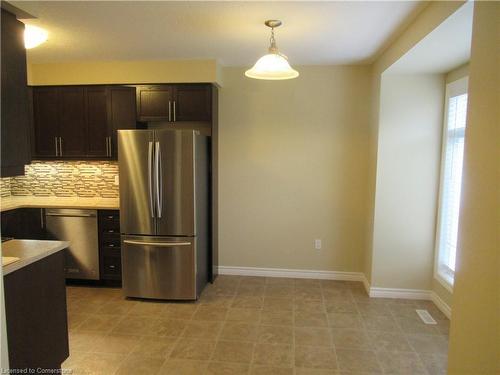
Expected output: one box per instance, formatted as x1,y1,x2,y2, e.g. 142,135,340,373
45,213,97,218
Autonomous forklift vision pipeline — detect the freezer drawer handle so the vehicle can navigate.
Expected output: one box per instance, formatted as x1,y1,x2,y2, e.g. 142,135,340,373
123,240,191,247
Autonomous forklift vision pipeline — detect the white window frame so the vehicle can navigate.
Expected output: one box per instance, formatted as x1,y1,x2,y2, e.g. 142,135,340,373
434,76,468,292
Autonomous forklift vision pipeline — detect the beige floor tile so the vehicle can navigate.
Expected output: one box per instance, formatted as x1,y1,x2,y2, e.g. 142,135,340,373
327,312,363,329
127,300,167,316
239,276,266,285
406,334,448,355
91,333,142,354
418,353,448,375
68,331,105,353
170,338,216,360
361,314,400,332
61,350,87,372
295,327,332,347
207,361,250,374
115,353,166,375
232,296,264,309
212,340,255,363
388,304,422,319
252,343,293,367
376,351,427,374
294,300,326,313
262,297,294,311
96,299,138,315
367,331,413,352
294,346,338,370
257,325,294,344
192,306,229,321
220,322,259,342
335,349,382,373
150,318,189,337
199,294,236,308
111,315,158,336
265,277,296,285
294,287,323,301
72,352,126,375
396,317,441,335
331,329,372,350
237,284,266,296
250,365,294,374
67,313,90,331
324,301,357,314
75,313,123,333
159,359,208,375
265,285,294,298
295,368,337,374
295,311,329,327
183,320,223,339
67,299,103,315
355,302,391,317
260,310,293,326
226,308,262,323
131,336,178,358
162,302,199,319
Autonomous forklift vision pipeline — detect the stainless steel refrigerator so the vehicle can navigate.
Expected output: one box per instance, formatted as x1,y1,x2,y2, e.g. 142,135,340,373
118,129,209,300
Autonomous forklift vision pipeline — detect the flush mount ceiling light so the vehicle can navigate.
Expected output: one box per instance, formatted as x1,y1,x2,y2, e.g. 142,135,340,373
245,20,299,80
24,24,48,49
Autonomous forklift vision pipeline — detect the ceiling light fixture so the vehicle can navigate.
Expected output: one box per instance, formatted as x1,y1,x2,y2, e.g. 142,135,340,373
24,24,48,49
245,20,299,80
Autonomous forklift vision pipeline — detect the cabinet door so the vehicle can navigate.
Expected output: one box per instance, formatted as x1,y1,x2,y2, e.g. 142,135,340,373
136,85,173,121
86,87,109,158
32,88,59,158
174,85,211,122
58,87,87,157
108,86,136,158
1,10,31,176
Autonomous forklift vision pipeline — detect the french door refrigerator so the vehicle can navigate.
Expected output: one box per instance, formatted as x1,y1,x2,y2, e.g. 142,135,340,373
118,129,209,300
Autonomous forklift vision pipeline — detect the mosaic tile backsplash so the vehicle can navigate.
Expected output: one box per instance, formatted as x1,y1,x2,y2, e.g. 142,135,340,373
2,161,119,198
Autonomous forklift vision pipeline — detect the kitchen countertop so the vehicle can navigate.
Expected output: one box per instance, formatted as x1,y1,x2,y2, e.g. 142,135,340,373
1,239,69,275
0,196,119,212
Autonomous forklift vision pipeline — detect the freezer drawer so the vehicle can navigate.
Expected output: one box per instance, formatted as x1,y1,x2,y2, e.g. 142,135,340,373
45,209,99,280
121,235,197,300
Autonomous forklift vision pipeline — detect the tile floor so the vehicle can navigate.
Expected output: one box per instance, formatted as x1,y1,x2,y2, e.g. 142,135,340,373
63,276,450,375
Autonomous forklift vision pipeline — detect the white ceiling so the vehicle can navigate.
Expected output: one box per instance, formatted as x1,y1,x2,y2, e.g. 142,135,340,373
13,1,425,66
386,1,473,74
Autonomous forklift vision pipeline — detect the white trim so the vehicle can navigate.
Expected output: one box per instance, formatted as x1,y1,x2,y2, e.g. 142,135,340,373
218,266,365,282
430,291,452,319
368,287,432,300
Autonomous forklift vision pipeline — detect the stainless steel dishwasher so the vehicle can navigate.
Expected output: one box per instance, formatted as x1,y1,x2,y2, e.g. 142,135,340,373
45,208,100,280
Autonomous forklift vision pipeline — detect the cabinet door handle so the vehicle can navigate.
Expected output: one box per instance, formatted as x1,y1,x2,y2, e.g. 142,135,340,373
173,100,176,122
168,100,172,122
106,137,109,156
59,137,63,156
54,137,58,156
109,137,112,156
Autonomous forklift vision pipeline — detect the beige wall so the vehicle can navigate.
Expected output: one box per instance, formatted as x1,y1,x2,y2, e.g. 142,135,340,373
448,1,500,373
218,66,371,272
371,73,444,289
27,59,220,85
445,63,469,84
364,0,465,285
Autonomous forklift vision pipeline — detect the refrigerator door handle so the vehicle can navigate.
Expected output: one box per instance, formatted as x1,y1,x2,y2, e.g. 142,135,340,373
123,240,191,247
155,141,163,218
148,141,155,218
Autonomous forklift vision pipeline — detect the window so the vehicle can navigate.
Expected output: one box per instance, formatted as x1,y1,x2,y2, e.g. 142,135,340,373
435,76,468,289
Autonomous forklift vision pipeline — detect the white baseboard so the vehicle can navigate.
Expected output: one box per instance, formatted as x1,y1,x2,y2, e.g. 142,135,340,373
369,287,432,300
218,266,365,282
430,291,452,319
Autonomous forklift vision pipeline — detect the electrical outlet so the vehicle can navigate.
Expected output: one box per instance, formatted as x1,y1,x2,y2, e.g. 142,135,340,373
314,239,322,250
114,175,119,186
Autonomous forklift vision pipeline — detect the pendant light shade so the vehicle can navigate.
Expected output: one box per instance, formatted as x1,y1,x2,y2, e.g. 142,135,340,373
245,20,299,80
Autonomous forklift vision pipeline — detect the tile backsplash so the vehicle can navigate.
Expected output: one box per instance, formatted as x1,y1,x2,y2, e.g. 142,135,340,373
2,161,119,198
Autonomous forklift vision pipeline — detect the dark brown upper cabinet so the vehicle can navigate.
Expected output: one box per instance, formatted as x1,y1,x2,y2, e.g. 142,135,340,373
136,84,212,122
32,86,136,160
1,9,31,177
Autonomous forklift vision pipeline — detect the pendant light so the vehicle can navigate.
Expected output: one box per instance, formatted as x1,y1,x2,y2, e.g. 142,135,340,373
245,20,299,80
